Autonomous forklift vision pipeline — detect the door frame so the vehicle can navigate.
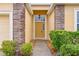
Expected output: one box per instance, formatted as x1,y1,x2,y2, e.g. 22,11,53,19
33,15,47,40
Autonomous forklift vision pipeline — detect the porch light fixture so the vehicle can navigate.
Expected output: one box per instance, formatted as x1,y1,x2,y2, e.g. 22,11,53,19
38,15,40,19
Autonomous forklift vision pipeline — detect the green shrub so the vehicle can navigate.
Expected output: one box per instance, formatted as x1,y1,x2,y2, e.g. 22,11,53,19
1,40,16,56
72,31,79,44
60,44,79,56
20,43,32,56
49,30,73,51
49,30,79,55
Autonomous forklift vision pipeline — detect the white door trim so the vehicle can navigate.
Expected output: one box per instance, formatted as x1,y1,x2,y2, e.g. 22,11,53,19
33,15,47,40
0,11,13,40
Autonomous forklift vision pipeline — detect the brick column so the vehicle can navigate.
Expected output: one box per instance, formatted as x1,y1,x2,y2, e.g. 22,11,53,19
13,3,25,55
54,5,64,30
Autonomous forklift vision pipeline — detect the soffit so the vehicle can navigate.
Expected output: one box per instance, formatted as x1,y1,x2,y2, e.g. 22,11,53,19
33,10,48,15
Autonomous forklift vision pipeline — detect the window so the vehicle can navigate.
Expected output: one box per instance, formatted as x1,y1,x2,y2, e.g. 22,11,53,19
35,15,45,22
77,11,79,31
35,15,40,21
40,15,45,21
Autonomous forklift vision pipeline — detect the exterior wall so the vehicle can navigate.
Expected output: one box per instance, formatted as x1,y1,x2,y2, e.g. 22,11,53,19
0,3,13,10
0,3,13,47
48,4,64,34
48,4,79,32
48,11,55,31
47,10,55,40
31,5,50,10
13,3,25,55
65,4,79,31
0,15,9,47
54,5,64,30
13,3,25,44
25,7,32,42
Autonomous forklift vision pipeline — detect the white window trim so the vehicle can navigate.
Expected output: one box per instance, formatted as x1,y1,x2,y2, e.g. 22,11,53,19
0,11,13,40
74,9,79,31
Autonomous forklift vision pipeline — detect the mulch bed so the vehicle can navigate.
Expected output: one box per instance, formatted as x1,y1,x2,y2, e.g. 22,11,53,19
47,40,57,56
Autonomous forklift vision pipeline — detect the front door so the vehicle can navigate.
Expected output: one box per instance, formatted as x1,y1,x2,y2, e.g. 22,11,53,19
34,15,46,39
35,22,45,38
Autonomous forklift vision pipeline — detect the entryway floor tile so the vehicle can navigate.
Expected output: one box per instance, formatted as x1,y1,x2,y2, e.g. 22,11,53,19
32,40,52,56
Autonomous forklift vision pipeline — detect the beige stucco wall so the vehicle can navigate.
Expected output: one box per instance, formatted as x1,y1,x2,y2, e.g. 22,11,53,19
0,15,9,47
47,4,79,32
48,11,54,31
0,4,13,47
0,3,13,11
31,5,50,10
47,10,54,39
65,4,79,31
25,7,32,42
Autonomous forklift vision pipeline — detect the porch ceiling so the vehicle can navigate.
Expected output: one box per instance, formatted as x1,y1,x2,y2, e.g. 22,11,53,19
33,10,48,15
25,3,54,15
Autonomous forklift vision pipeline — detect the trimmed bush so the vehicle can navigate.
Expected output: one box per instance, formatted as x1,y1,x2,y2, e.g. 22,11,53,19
1,40,16,56
49,30,79,55
72,31,79,44
20,43,32,56
49,30,73,51
60,44,79,56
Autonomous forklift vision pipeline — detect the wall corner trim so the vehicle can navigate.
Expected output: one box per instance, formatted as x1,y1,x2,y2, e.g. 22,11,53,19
24,3,33,15
47,3,55,15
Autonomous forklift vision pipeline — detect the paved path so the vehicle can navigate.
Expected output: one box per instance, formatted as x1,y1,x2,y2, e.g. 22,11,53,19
0,50,5,56
32,40,52,56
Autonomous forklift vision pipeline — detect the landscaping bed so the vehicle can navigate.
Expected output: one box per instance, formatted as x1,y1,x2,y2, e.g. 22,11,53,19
0,48,5,56
0,40,32,56
49,30,79,56
47,40,57,56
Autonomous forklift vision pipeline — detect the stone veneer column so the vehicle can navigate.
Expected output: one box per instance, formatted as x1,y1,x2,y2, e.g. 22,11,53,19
13,3,25,55
54,5,64,30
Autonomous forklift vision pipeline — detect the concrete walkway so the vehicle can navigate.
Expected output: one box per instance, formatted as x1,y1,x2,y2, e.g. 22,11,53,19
0,50,5,56
32,40,52,56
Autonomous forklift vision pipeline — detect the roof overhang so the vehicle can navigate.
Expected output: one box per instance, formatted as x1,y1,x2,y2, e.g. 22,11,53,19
31,3,51,5
24,3,79,16
47,3,79,15
24,3,33,15
31,4,50,10
47,3,56,15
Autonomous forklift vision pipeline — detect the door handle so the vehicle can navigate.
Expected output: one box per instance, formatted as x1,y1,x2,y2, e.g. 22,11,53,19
41,30,43,32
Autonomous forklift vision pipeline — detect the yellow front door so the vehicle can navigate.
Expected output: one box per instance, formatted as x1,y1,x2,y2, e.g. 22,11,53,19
35,22,45,38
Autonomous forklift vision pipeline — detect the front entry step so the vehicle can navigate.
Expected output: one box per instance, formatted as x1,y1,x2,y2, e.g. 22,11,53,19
32,40,52,56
